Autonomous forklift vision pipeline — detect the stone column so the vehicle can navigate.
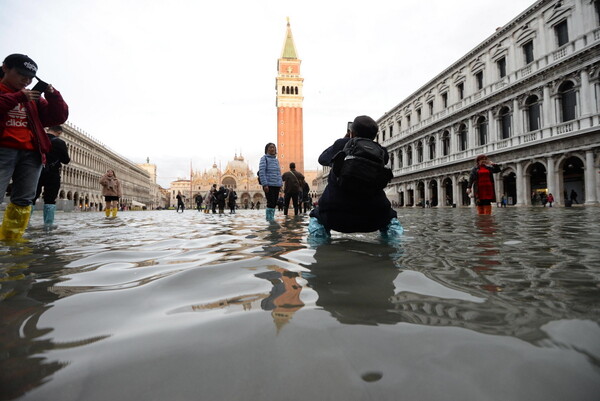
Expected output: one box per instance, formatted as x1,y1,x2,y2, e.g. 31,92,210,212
425,181,432,205
546,156,556,201
496,172,504,204
585,150,598,204
487,109,495,142
452,175,460,207
467,118,475,151
516,162,525,206
513,98,522,137
543,84,553,127
437,177,445,207
580,68,591,117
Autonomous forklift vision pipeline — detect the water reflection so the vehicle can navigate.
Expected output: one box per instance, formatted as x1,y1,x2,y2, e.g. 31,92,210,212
303,240,402,325
0,209,598,400
0,243,109,400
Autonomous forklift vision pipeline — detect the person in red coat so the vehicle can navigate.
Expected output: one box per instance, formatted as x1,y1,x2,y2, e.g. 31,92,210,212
467,154,502,215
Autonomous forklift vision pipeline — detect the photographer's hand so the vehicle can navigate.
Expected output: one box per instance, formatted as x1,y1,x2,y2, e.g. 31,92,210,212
21,89,41,102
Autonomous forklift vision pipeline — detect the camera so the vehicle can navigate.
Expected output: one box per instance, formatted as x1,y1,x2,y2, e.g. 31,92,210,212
31,78,48,93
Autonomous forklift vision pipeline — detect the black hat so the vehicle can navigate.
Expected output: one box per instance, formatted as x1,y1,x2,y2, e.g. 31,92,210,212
3,54,38,77
351,115,378,139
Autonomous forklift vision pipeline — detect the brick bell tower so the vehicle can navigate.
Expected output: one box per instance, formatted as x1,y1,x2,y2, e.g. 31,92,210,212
276,18,304,174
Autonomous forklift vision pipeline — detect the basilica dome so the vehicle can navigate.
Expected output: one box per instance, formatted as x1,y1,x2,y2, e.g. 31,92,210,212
225,154,252,176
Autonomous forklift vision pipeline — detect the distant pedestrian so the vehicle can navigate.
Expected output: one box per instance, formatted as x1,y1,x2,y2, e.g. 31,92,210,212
215,186,227,214
258,142,282,221
100,170,122,218
228,189,237,214
466,154,501,215
547,193,554,207
301,180,311,213
176,191,185,213
570,189,578,204
281,162,304,216
34,125,70,226
209,184,218,213
195,193,203,211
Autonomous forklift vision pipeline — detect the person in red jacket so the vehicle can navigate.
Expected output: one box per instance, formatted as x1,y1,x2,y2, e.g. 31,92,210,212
467,154,502,215
0,54,69,240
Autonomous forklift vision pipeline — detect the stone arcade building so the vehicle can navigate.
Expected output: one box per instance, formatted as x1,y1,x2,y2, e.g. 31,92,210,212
39,122,161,211
377,0,600,207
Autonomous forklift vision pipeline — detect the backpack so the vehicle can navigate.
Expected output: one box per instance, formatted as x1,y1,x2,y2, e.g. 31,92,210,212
332,138,393,194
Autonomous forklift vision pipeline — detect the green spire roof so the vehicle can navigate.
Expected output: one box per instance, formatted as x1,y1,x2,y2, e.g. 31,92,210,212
281,17,298,59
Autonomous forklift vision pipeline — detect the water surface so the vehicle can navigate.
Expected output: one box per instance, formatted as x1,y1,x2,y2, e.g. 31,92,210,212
1,207,599,401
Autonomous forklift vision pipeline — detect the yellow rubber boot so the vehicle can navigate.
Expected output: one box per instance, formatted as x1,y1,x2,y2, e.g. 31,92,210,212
0,203,32,241
105,208,111,217
111,208,118,218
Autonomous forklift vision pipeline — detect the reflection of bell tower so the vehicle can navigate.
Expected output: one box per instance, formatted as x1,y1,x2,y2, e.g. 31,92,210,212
276,18,304,174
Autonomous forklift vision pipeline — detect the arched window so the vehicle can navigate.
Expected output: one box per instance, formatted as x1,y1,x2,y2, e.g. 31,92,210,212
525,95,541,131
458,124,468,151
281,87,284,94
477,116,487,145
389,152,395,169
398,152,403,168
428,136,436,160
417,142,423,163
294,87,298,95
286,86,290,94
407,146,413,166
558,81,576,122
442,131,450,156
500,107,512,139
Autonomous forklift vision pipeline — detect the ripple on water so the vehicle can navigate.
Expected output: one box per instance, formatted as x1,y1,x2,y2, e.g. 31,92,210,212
2,208,599,401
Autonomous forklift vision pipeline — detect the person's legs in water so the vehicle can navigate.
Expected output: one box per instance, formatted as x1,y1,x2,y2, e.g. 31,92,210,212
380,209,403,239
0,149,42,240
291,192,299,215
265,186,279,221
42,172,60,226
283,193,291,216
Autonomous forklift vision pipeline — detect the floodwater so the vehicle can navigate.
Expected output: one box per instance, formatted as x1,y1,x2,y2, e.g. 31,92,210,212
1,206,599,401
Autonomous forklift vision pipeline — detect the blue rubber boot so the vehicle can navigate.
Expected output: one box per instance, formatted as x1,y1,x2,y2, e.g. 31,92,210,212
266,207,276,221
43,204,56,226
308,217,330,245
380,218,404,240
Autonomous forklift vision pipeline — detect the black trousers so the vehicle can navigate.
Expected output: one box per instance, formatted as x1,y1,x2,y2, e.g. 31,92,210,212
265,186,280,209
284,192,299,215
35,169,61,204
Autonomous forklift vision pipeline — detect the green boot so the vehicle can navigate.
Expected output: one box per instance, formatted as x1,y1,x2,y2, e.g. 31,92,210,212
111,208,118,218
0,203,32,241
266,207,276,221
43,204,56,226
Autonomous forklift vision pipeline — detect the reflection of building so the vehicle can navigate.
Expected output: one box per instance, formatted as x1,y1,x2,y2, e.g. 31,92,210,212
375,0,599,207
276,18,305,174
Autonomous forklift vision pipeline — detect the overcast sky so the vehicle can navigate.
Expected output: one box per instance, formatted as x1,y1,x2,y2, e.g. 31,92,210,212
1,0,535,187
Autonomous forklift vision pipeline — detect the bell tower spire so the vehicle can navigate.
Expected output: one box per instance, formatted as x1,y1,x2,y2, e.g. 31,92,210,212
276,18,304,174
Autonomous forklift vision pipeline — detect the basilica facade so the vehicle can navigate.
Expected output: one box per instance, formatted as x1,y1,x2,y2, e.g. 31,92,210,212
169,154,265,209
376,0,600,207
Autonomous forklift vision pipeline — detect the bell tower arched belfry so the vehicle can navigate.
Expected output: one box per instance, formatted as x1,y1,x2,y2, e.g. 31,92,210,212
276,18,304,174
